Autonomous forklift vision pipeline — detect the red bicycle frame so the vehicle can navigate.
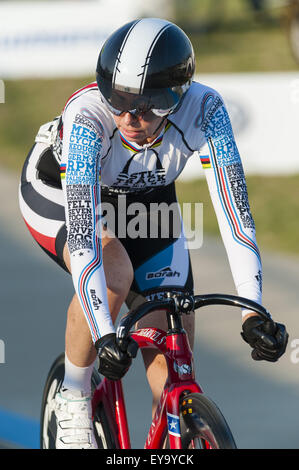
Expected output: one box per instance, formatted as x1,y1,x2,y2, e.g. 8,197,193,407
92,326,203,449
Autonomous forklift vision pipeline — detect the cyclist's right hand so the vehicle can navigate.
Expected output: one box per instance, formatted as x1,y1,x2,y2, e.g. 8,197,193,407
95,333,138,381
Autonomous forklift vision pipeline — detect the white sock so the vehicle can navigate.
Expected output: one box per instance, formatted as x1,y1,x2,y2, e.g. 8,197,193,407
62,353,95,396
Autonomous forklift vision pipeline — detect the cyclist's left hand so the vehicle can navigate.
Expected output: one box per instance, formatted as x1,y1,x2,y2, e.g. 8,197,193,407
241,316,288,362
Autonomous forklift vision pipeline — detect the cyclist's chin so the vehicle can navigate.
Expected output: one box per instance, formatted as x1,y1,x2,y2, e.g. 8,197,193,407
121,128,147,143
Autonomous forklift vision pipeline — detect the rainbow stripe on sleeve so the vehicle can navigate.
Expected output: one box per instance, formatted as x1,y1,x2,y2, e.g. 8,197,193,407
200,155,211,169
60,164,66,180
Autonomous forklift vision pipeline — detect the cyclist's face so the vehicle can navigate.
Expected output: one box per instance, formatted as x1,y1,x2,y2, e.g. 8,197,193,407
113,111,164,145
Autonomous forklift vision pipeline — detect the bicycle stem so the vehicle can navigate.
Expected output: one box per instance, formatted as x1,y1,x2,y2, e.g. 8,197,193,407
166,309,184,334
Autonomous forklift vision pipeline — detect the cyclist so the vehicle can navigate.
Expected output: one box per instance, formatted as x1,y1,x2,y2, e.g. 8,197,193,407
19,18,288,449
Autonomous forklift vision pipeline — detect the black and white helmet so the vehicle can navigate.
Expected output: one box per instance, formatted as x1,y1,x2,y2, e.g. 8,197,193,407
96,18,195,117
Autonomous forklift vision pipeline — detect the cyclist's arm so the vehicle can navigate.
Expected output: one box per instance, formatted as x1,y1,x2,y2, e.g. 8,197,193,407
198,93,262,318
60,102,115,342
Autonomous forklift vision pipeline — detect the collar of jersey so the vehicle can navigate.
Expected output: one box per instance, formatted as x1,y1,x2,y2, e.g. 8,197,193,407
119,121,172,153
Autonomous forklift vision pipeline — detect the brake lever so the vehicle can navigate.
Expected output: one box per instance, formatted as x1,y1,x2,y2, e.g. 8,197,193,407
126,338,139,358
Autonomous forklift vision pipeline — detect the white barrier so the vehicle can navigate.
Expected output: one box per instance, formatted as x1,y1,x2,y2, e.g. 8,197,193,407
0,1,298,177
180,72,299,179
0,0,173,79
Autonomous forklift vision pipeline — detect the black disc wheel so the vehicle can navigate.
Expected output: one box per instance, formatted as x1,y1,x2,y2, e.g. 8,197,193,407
180,393,237,449
40,353,116,449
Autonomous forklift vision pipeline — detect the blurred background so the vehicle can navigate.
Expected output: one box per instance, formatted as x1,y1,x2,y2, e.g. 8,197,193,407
0,0,299,450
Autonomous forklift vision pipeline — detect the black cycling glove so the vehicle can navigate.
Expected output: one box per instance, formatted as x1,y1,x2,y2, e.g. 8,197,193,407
241,316,288,362
95,333,139,381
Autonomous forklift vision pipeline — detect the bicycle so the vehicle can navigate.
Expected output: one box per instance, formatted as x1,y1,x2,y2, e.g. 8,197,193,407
40,290,273,449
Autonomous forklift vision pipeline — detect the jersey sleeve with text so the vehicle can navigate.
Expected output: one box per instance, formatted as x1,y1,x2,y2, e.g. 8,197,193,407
196,91,263,315
60,98,115,342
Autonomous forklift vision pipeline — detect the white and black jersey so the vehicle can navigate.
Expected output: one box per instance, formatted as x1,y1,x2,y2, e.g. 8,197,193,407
19,81,263,342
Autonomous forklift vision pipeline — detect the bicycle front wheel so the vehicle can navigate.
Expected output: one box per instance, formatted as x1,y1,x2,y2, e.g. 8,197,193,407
180,393,237,449
40,353,116,449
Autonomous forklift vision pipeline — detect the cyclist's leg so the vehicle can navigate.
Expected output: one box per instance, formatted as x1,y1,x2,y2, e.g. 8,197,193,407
62,233,134,368
19,142,69,272
19,144,134,371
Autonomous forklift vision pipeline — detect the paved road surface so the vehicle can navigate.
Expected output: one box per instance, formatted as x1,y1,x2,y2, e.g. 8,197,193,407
0,167,299,449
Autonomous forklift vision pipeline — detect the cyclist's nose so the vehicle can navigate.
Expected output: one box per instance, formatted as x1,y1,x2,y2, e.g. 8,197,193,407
123,112,138,125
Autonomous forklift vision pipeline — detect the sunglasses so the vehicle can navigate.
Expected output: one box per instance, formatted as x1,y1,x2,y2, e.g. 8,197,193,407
99,90,178,118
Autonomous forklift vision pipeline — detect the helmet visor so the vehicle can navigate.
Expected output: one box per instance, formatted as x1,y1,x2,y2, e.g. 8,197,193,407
97,75,191,117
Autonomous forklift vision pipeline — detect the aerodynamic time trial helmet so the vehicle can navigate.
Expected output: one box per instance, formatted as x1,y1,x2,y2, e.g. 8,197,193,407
96,18,195,117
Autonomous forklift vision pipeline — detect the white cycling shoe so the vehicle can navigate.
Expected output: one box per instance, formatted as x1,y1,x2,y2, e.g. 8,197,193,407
54,388,98,449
